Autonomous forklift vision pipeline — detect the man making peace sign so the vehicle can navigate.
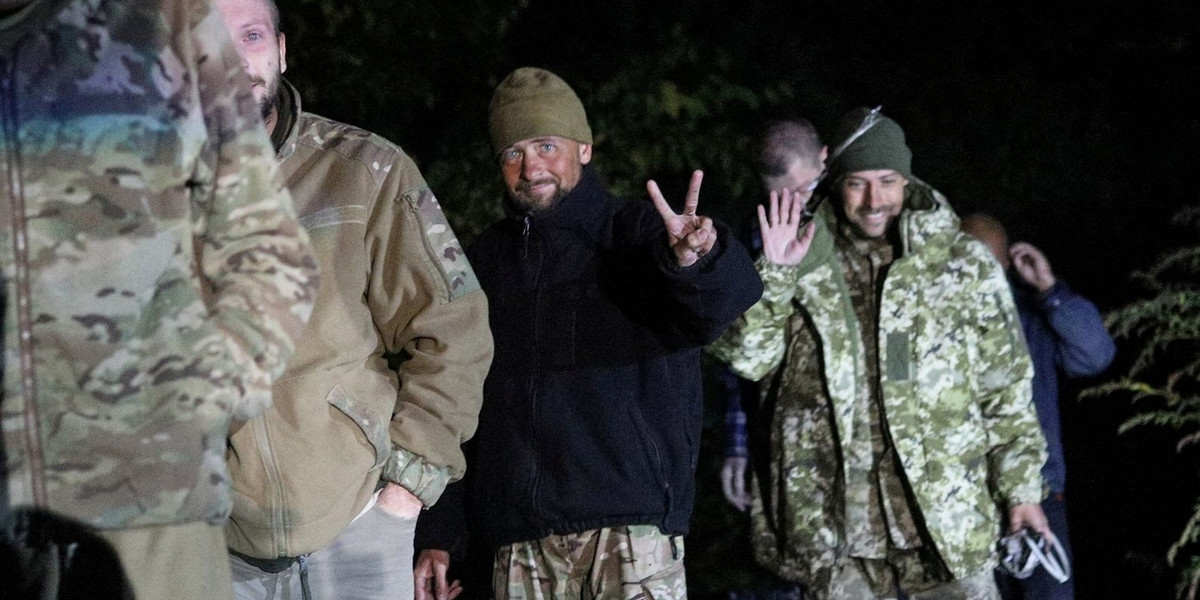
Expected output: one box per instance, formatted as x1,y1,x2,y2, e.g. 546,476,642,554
416,67,762,600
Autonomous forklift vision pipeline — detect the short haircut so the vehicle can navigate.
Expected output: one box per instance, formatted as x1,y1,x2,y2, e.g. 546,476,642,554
757,119,823,179
263,0,281,35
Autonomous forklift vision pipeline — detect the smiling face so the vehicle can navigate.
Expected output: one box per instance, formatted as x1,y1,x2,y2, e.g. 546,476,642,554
215,0,286,131
837,169,908,239
499,136,592,215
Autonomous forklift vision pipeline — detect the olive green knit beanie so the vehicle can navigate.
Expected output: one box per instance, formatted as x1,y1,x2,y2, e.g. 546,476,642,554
488,67,594,154
826,106,912,182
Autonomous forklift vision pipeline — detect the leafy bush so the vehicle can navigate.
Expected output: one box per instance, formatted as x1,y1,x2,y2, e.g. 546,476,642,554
1083,207,1200,598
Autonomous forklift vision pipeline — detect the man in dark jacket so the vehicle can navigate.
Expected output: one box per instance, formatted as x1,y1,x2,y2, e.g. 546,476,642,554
417,67,762,600
961,213,1116,600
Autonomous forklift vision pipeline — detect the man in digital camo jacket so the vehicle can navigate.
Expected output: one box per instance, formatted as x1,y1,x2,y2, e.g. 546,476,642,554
709,107,1050,600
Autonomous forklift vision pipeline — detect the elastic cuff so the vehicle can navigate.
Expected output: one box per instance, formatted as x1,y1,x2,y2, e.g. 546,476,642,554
1038,280,1070,310
755,256,801,303
382,448,452,507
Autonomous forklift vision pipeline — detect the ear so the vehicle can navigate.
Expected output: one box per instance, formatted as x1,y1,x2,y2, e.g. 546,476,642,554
578,143,592,165
278,32,287,73
818,145,829,165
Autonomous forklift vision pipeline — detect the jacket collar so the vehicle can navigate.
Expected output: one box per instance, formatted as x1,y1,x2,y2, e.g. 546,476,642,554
506,165,613,244
802,177,958,270
271,78,303,160
893,178,960,255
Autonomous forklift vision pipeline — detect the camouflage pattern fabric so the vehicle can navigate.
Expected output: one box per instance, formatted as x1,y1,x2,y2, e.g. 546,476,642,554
834,230,924,559
1,0,317,529
494,525,687,600
709,181,1045,590
821,552,998,600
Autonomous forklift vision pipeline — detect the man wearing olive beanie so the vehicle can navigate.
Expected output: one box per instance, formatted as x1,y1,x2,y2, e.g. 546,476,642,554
417,67,762,600
710,107,1050,600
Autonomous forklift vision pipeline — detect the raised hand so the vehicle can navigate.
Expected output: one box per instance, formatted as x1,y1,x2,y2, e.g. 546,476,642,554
647,170,718,268
1009,242,1056,292
757,188,816,266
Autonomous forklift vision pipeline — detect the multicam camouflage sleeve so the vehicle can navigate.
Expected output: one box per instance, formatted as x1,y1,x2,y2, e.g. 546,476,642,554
366,155,493,507
707,255,802,381
190,3,318,420
970,245,1047,508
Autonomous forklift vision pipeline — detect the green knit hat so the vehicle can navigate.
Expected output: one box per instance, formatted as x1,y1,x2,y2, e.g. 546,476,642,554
826,106,912,182
488,67,593,154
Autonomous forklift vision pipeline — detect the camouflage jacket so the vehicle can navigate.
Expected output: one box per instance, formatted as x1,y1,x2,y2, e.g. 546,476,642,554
709,181,1046,582
0,0,317,529
225,80,492,558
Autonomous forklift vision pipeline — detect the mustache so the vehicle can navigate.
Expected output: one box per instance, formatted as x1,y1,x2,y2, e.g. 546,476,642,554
517,178,558,193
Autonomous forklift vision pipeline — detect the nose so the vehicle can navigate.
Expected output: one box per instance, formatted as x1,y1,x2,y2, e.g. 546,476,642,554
521,152,544,181
860,182,880,209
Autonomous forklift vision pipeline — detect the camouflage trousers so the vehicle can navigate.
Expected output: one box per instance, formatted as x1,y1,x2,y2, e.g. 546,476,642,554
821,552,999,600
493,525,687,600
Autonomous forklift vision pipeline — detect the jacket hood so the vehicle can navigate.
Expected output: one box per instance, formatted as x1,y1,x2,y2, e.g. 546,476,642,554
800,177,957,272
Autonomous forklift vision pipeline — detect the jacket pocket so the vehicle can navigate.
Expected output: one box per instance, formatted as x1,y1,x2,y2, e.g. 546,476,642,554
327,385,390,470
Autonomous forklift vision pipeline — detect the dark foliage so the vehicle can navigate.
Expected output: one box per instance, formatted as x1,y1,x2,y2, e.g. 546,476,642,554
273,1,1199,597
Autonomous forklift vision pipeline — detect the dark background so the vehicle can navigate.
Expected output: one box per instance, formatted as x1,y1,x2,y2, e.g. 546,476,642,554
277,0,1199,597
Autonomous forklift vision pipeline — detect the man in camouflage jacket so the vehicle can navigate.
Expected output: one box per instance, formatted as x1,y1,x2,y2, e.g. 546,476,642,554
709,107,1049,600
216,1,493,599
0,0,318,598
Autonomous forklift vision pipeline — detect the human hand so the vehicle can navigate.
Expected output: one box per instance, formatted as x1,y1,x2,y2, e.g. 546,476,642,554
757,188,817,266
1009,242,1056,293
721,456,751,512
647,170,718,268
1009,502,1053,542
414,549,463,600
376,482,423,519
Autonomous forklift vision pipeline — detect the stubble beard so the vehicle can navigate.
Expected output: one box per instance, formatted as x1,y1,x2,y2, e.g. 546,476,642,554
511,179,570,216
255,75,280,121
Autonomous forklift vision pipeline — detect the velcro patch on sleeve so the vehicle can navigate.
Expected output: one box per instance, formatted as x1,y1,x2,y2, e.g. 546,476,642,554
405,187,481,300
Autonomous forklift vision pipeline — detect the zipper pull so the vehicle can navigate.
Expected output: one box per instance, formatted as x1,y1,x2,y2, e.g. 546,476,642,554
522,216,531,259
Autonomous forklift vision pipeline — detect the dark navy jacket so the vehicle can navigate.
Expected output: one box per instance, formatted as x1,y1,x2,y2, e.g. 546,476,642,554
462,166,762,547
1013,279,1116,493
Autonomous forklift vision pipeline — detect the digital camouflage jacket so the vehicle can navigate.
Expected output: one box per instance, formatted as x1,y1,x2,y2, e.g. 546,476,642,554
709,181,1046,585
1,0,317,529
226,81,492,558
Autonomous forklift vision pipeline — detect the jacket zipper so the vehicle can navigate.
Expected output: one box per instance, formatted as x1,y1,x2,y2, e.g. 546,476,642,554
251,416,289,556
1,51,47,505
521,215,530,259
522,218,545,517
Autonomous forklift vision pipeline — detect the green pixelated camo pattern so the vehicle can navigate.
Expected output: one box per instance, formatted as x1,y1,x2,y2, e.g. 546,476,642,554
708,183,1045,585
0,0,317,528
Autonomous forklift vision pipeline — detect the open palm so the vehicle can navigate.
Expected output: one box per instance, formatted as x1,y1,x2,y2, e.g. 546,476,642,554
758,189,816,265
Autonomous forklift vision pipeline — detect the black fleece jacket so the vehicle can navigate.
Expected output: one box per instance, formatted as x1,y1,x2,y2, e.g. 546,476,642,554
419,166,762,550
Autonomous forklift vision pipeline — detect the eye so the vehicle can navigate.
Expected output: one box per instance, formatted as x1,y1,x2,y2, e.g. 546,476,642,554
501,149,522,164
539,143,556,154
246,31,262,42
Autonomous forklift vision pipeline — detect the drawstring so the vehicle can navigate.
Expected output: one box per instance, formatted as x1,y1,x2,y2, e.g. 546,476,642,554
298,554,312,600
